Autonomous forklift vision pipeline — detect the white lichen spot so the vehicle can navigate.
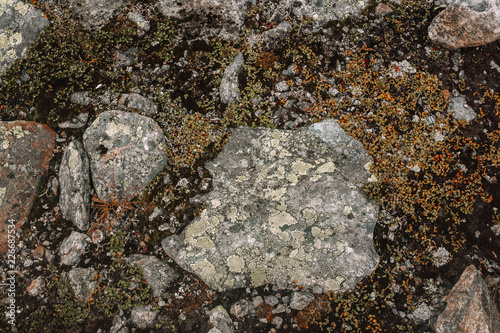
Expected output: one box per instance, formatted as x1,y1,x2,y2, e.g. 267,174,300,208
279,231,290,242
227,206,238,222
236,174,249,182
364,161,372,171
105,122,131,138
184,219,207,242
289,249,298,258
250,267,266,286
196,236,215,249
311,226,322,238
326,276,345,291
367,174,378,182
333,241,348,256
342,206,352,215
1,139,9,149
227,255,245,273
263,187,287,200
191,259,217,282
301,207,317,226
268,211,297,234
15,1,29,15
286,173,298,186
211,199,221,208
291,160,313,175
317,161,336,173
224,279,234,287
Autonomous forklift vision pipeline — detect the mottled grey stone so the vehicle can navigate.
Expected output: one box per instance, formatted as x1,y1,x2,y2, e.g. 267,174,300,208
0,0,48,75
162,119,379,293
58,113,89,129
69,0,130,31
59,140,91,231
68,267,96,300
59,231,90,266
449,92,477,122
125,254,179,297
128,12,150,32
130,305,157,329
122,93,158,115
220,52,244,104
290,291,315,310
83,110,168,202
208,305,235,333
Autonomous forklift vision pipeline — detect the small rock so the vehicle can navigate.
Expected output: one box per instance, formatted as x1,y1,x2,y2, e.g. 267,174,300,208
428,0,500,49
290,292,315,310
69,0,130,31
59,140,91,231
130,305,157,329
432,247,451,267
58,113,89,129
128,12,150,32
376,3,394,15
59,231,90,266
435,265,500,333
220,53,244,104
209,305,235,333
271,316,283,328
230,299,254,319
264,295,279,307
27,276,45,297
125,254,179,297
68,267,96,300
70,91,92,106
449,92,477,122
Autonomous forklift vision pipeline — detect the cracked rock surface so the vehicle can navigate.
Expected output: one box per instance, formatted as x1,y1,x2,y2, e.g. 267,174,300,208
162,119,379,293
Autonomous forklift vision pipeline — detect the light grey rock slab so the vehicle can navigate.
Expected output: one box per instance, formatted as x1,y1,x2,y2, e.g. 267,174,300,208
68,267,96,300
220,52,244,104
162,119,379,293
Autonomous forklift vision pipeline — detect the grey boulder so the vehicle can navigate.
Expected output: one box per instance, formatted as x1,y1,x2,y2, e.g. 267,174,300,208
162,119,379,293
83,110,168,202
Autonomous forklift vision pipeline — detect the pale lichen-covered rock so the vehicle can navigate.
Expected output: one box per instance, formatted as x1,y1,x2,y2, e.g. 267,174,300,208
428,0,500,49
83,110,168,202
59,140,91,231
435,265,500,333
162,119,379,293
0,0,48,75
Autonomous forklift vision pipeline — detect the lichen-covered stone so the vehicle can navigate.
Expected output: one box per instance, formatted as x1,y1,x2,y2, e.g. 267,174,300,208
83,110,168,202
0,0,48,74
0,121,55,255
59,140,91,231
162,119,379,293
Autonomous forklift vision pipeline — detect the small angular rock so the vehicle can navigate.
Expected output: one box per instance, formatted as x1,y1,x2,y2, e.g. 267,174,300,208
126,254,179,297
59,231,90,266
435,265,500,333
220,53,244,104
68,267,96,300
